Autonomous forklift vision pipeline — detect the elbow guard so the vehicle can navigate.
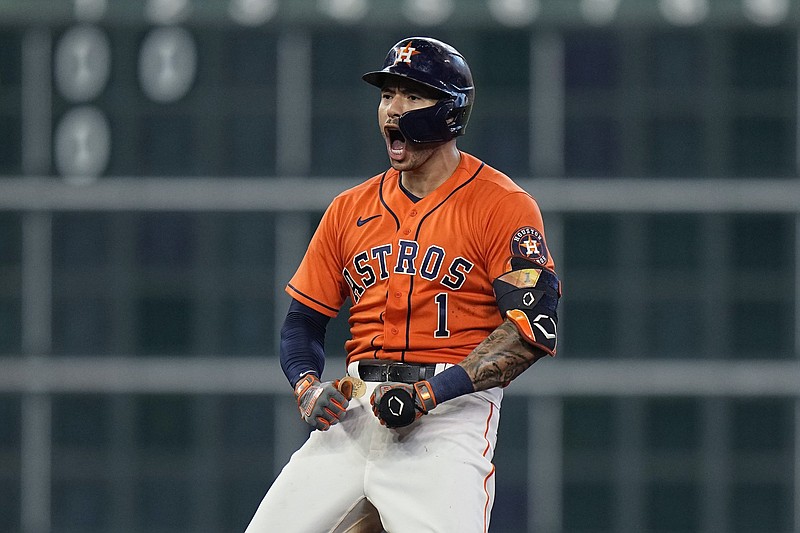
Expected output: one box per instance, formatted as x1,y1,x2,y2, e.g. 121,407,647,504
492,257,561,356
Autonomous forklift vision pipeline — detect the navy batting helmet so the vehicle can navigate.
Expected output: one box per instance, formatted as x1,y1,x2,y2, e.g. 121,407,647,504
362,37,474,143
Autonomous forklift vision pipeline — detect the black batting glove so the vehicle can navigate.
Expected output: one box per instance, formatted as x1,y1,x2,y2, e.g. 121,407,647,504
369,381,437,428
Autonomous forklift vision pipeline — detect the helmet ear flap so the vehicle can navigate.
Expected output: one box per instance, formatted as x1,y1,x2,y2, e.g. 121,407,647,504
444,104,470,137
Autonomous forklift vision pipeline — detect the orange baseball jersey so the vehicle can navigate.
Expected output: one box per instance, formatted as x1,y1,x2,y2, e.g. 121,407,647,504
286,151,556,366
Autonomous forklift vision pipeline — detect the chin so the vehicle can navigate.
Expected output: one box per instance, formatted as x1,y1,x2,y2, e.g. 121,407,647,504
387,157,410,171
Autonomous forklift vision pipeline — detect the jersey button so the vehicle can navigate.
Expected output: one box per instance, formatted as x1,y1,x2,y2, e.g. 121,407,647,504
394,291,402,298
391,327,399,335
410,209,418,216
403,229,411,235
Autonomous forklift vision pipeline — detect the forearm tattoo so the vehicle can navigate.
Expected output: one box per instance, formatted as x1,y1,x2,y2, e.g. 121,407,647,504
459,319,547,391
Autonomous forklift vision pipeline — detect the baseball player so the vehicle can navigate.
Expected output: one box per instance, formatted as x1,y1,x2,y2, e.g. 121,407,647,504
246,37,560,533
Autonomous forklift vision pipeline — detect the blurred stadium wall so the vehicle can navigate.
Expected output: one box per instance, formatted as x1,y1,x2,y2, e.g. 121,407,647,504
0,0,799,531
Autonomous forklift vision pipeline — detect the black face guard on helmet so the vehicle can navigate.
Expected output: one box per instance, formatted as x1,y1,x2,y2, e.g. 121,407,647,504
362,37,475,144
397,99,463,144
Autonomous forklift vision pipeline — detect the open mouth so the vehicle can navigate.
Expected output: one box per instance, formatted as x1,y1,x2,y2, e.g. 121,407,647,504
385,127,407,160
387,128,406,146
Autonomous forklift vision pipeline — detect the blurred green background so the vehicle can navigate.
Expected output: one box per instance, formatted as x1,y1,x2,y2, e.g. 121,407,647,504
0,0,799,532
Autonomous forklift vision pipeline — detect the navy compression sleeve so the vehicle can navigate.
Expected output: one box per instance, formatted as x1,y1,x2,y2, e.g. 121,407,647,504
279,299,331,387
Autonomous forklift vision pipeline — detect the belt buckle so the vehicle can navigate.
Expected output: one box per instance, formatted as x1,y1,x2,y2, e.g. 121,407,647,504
385,364,402,382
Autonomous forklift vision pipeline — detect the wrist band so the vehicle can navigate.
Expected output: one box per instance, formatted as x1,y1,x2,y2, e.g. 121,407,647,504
426,365,475,404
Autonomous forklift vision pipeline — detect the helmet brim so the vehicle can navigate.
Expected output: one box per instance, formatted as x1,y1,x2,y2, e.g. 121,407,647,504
361,70,387,89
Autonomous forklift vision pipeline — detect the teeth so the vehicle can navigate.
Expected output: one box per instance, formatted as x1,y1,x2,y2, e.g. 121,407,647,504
387,132,405,159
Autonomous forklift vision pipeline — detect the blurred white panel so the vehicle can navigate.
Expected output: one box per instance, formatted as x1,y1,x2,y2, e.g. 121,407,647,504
659,0,709,25
581,0,621,25
73,0,107,21
138,26,198,103
319,0,368,22
403,0,454,25
489,0,539,27
145,0,191,24
743,0,789,26
228,0,278,25
55,25,111,102
54,106,111,181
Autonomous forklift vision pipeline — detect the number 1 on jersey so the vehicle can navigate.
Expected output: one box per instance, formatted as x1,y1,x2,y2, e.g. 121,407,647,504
434,292,450,338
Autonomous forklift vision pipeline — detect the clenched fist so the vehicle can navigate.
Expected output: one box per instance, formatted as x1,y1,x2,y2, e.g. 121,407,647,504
369,381,437,428
294,375,351,431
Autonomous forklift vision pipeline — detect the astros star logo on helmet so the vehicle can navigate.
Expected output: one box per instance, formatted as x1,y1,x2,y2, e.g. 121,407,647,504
394,42,421,65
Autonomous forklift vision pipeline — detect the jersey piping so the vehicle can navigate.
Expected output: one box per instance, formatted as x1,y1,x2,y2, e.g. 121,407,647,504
399,162,486,361
378,171,401,231
286,283,340,315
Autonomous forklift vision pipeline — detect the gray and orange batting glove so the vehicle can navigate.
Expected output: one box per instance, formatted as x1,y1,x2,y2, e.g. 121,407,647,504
294,375,351,431
370,381,437,428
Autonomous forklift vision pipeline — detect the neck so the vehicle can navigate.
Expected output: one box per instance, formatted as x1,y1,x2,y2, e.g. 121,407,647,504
400,142,461,198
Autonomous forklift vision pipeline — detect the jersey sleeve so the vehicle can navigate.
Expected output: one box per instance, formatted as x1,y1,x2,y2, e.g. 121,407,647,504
286,201,349,318
482,191,556,281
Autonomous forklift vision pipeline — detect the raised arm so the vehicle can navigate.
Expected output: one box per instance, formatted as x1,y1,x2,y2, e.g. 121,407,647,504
370,259,560,428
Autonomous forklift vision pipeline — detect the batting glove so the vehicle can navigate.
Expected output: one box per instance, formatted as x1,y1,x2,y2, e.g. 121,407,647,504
294,375,350,431
370,381,437,428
